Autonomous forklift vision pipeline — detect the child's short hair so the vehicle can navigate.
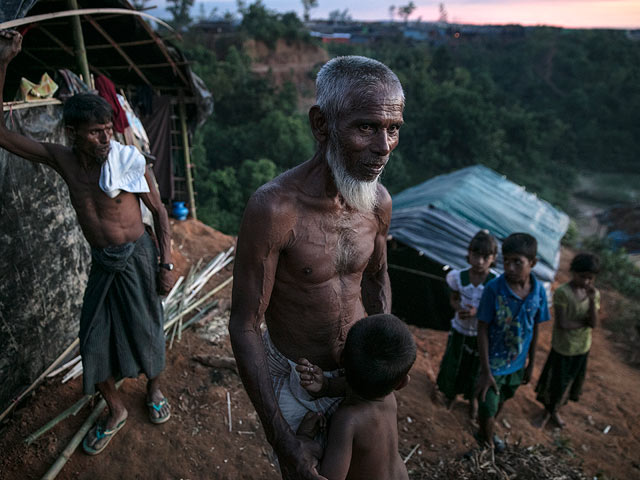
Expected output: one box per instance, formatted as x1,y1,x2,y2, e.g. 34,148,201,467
342,314,417,400
502,233,537,261
63,93,113,128
469,230,498,256
570,253,600,274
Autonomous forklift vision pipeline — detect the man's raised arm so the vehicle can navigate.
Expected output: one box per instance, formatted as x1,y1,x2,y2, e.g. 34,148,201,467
361,185,392,315
139,166,174,295
229,190,324,480
0,30,59,165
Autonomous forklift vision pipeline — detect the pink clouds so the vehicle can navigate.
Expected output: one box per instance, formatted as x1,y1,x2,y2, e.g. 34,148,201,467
414,1,640,29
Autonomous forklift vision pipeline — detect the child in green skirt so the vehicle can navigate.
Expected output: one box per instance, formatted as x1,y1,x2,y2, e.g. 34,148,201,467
436,230,498,420
535,253,600,428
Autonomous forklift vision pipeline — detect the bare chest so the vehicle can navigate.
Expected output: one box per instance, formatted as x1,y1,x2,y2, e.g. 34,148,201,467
278,211,378,284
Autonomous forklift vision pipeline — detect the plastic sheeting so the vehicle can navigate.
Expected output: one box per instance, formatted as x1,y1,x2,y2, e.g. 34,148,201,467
0,105,89,410
389,205,556,283
390,165,569,277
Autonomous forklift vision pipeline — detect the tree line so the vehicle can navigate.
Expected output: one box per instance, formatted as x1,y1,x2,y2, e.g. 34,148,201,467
176,2,639,234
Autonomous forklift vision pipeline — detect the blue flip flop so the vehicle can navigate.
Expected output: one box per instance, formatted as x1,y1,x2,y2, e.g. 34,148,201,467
147,397,171,424
82,418,127,455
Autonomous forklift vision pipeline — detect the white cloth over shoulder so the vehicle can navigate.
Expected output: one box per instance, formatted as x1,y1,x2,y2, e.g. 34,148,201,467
99,140,149,198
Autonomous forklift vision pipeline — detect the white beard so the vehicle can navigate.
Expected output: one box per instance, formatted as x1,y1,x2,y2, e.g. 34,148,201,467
326,139,380,213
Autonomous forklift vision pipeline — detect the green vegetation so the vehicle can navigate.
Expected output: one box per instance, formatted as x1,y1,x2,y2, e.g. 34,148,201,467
180,3,639,235
581,237,640,299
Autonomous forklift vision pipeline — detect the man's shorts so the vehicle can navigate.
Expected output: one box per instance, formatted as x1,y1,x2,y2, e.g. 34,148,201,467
478,368,525,419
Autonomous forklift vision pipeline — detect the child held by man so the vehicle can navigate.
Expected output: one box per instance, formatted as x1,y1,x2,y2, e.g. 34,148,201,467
436,230,498,420
295,313,416,480
475,233,550,452
535,253,600,428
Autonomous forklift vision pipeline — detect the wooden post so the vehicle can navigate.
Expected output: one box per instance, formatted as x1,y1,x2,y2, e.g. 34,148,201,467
67,0,92,89
178,93,197,220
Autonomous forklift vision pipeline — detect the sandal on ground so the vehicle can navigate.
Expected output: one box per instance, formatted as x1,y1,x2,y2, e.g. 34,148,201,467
147,397,171,424
492,434,506,453
82,418,127,455
473,431,506,454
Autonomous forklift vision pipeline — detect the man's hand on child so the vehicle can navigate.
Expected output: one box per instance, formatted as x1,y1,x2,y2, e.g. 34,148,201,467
297,358,327,396
476,371,497,402
277,435,327,480
296,411,327,440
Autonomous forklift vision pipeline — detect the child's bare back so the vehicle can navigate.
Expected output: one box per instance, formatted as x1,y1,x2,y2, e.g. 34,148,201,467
296,314,415,480
330,394,408,480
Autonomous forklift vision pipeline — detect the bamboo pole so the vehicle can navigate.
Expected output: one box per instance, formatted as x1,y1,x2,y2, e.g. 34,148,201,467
179,300,219,333
40,379,123,480
178,93,197,220
0,339,79,423
0,8,176,31
163,276,233,332
66,0,92,90
40,398,107,480
25,395,92,445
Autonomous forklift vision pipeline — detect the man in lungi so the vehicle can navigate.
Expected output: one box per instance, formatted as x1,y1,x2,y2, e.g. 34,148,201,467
0,31,173,454
229,55,404,480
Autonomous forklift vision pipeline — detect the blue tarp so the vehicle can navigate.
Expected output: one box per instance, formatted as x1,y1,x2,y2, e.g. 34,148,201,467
389,165,569,282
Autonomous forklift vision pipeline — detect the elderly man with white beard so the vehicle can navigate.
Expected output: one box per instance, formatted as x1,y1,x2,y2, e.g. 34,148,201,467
229,56,404,480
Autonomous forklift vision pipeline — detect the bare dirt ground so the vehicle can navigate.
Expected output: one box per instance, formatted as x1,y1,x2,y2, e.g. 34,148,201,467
1,220,639,479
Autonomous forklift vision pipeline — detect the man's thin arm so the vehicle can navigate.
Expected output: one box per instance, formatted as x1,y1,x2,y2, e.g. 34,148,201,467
139,166,173,294
0,31,58,166
229,192,322,480
361,187,392,314
140,167,171,263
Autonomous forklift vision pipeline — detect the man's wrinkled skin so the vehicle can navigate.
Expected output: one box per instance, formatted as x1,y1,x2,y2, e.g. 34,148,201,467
229,69,404,479
0,30,173,451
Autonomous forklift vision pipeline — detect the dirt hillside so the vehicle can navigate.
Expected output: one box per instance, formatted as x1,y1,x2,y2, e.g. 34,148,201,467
0,220,639,479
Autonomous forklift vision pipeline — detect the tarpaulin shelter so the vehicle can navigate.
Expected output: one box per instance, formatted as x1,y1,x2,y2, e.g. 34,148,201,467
0,1,212,412
387,165,570,330
1,0,213,207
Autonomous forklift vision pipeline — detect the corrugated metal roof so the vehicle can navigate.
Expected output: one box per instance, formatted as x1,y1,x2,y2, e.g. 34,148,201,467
390,165,569,280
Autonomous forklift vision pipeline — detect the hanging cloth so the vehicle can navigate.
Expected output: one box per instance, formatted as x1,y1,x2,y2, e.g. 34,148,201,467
94,75,129,133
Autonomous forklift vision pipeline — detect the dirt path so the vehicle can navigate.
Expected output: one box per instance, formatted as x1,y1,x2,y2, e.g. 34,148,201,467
1,225,639,479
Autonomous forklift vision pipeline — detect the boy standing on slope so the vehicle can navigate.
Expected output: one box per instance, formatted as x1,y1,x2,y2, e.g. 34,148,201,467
296,313,416,480
535,253,600,428
436,230,498,421
475,233,550,451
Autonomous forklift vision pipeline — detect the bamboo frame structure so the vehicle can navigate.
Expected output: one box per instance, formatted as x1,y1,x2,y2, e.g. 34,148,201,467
66,0,92,89
178,93,197,220
84,15,151,87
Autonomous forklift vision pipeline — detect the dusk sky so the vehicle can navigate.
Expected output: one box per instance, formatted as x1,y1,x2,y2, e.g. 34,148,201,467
151,1,640,29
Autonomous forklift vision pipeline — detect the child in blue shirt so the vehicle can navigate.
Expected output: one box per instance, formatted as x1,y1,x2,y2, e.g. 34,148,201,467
475,233,550,452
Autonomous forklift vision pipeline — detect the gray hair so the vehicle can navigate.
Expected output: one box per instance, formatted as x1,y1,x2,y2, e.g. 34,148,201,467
316,56,404,130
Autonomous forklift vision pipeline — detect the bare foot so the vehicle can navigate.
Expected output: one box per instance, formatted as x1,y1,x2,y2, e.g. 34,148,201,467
533,411,551,429
551,412,566,428
0,30,22,63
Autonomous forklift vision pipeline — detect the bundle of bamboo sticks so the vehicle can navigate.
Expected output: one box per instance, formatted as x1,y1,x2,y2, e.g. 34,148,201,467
46,246,235,384
0,247,235,435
